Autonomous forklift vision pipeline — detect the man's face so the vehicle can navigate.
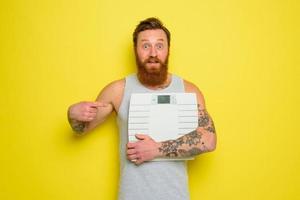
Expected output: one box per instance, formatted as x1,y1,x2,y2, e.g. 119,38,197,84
135,29,169,86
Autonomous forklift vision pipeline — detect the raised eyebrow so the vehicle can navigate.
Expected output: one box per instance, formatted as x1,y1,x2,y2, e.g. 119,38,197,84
140,39,165,42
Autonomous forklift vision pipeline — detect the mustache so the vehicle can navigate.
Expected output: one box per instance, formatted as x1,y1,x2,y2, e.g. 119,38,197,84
144,57,163,64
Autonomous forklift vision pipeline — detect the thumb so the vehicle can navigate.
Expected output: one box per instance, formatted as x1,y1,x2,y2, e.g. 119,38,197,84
135,134,149,140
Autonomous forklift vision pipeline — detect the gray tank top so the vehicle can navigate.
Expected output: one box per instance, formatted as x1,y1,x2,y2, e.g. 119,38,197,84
117,74,190,200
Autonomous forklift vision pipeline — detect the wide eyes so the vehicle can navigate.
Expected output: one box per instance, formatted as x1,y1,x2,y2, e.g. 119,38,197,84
141,43,164,50
143,43,150,49
156,43,164,49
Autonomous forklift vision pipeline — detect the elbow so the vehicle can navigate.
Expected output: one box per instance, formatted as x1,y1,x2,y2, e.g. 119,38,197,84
196,127,217,153
208,140,217,152
207,134,217,152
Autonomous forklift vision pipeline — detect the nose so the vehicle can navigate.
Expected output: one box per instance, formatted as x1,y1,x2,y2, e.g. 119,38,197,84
149,46,157,57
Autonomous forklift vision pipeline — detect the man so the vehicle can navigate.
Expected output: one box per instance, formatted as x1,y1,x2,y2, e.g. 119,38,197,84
68,17,217,200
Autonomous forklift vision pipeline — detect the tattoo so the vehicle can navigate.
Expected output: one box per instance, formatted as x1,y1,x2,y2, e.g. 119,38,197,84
73,123,85,134
68,114,86,134
158,105,216,158
205,125,216,133
178,148,203,157
198,109,210,126
198,105,216,134
185,130,202,146
159,130,204,158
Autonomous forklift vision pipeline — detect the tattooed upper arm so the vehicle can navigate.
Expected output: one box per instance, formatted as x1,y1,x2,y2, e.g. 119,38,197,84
198,105,216,134
184,80,216,134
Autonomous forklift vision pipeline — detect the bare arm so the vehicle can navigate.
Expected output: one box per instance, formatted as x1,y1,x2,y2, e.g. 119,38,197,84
67,101,111,134
67,79,124,135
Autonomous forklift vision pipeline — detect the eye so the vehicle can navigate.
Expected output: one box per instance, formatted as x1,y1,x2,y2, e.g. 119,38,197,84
142,43,150,49
156,43,164,50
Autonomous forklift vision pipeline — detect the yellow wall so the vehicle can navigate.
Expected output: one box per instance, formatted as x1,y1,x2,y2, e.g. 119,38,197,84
1,0,299,199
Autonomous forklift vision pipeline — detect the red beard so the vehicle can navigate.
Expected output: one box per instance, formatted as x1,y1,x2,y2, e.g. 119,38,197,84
136,54,169,86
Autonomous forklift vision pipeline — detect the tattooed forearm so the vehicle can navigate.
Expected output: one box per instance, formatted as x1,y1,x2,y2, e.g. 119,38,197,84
158,106,216,158
198,105,216,134
159,130,208,158
178,148,204,157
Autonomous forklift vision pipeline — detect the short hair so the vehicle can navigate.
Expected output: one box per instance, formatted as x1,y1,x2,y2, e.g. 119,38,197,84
133,17,171,47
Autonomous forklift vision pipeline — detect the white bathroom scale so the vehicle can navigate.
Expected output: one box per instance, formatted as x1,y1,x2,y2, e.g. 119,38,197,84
128,93,198,161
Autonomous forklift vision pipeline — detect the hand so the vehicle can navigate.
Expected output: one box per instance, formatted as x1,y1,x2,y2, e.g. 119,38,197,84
126,134,161,165
68,101,108,122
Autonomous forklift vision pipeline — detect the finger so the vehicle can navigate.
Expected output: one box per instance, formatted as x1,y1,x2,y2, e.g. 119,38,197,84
127,142,136,149
83,112,96,118
80,116,94,122
82,113,96,121
87,117,95,121
83,115,95,121
135,158,144,165
135,134,149,140
127,154,139,160
127,148,136,155
87,107,98,113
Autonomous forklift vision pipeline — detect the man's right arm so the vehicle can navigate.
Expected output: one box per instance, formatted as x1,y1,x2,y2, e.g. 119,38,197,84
67,101,113,134
67,79,124,135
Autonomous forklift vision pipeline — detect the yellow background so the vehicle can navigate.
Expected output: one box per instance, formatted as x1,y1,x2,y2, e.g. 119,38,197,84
1,0,299,199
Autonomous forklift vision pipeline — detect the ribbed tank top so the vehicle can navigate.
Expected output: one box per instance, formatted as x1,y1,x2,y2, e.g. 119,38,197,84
117,74,190,200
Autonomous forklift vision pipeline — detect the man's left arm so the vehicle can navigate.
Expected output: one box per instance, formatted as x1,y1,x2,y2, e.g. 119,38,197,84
157,106,216,158
127,81,217,165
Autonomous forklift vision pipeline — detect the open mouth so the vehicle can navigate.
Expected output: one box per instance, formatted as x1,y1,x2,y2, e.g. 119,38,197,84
147,58,160,64
148,61,159,64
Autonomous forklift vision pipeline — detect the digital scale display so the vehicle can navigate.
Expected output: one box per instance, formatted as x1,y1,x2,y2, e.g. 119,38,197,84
157,95,170,104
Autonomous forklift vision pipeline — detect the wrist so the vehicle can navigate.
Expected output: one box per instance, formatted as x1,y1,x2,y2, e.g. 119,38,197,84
154,142,163,159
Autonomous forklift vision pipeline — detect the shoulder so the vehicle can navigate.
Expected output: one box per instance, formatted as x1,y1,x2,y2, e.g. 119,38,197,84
183,79,203,96
96,78,125,101
183,79,206,109
103,78,125,92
